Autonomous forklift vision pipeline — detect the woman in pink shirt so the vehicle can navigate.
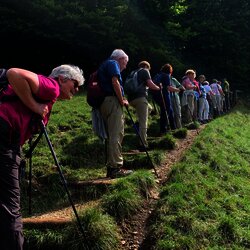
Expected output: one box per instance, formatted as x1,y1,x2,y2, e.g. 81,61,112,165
0,64,84,250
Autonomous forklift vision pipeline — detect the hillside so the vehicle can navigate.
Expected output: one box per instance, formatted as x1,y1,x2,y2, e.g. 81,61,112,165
22,123,203,249
20,98,250,249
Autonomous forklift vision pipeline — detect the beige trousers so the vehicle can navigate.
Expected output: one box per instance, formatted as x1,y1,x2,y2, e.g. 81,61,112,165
129,97,149,147
100,96,124,168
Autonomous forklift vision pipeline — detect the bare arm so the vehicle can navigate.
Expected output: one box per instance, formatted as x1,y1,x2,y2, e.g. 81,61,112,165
184,80,196,90
112,76,128,106
6,68,49,117
146,79,160,90
168,85,180,92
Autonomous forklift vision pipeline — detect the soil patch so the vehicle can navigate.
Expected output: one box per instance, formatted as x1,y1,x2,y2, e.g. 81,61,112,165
23,126,203,249
120,127,203,250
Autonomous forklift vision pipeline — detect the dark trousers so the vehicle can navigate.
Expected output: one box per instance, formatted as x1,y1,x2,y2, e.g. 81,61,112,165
152,90,176,132
0,118,24,250
224,92,230,111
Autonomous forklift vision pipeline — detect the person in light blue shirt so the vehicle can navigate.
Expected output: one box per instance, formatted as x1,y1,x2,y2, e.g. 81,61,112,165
198,75,208,123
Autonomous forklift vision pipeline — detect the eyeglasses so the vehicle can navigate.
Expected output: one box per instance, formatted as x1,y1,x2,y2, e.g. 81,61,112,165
72,79,79,89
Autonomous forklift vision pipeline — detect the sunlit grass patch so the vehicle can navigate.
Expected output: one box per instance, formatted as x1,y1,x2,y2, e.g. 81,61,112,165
101,188,142,221
147,103,250,249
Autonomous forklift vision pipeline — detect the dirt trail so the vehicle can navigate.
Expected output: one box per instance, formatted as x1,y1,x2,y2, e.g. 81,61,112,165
22,126,203,249
120,127,203,250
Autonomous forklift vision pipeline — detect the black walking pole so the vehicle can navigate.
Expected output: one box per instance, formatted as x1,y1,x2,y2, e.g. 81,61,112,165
169,92,177,129
25,132,44,215
104,138,108,164
28,138,33,215
39,120,86,238
125,105,159,178
159,88,171,131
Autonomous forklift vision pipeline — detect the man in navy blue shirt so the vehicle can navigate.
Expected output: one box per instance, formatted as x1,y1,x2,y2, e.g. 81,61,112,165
98,49,133,178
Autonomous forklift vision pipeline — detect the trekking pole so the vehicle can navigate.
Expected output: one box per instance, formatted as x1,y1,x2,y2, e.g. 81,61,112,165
171,92,179,129
125,105,159,178
104,138,108,164
39,120,86,238
25,132,44,215
159,87,171,131
28,138,33,215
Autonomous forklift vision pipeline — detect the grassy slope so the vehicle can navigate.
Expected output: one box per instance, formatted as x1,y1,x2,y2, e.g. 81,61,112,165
21,89,175,215
147,101,250,249
21,90,250,249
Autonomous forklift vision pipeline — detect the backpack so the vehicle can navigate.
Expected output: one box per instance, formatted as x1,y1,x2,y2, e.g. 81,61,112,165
0,68,8,94
86,71,106,109
124,69,142,96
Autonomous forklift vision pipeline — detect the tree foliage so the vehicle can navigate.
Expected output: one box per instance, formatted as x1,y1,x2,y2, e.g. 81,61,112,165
0,0,249,89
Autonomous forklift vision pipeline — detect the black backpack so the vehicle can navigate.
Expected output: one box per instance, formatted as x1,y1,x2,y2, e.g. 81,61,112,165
123,69,142,96
0,68,8,94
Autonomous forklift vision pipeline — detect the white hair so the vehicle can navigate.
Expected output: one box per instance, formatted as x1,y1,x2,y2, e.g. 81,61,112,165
110,49,129,61
49,64,85,86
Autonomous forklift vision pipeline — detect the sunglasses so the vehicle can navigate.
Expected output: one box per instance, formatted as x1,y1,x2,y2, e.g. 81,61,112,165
72,79,79,89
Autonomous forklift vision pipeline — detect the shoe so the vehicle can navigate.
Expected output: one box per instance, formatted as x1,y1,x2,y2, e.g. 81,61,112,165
108,168,133,179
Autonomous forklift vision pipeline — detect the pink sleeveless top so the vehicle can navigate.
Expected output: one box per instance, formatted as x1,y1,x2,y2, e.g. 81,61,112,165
0,75,60,145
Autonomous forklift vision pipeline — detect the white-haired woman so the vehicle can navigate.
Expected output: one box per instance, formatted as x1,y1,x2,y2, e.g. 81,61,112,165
0,64,84,250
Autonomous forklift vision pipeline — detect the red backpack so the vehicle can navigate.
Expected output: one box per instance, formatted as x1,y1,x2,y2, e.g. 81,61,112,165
86,71,106,109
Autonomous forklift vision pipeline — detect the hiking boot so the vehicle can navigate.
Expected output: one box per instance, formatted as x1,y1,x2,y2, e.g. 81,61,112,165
108,168,133,179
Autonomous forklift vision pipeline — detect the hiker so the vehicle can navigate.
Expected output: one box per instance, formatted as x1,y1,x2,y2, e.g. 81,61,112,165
170,76,185,129
197,75,209,124
202,80,215,121
126,61,160,150
181,69,197,124
97,49,133,178
192,72,201,122
222,78,230,112
0,65,84,250
217,80,225,114
210,79,224,117
152,63,179,134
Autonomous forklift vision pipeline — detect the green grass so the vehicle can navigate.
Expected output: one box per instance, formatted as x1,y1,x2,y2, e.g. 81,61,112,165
146,101,250,249
20,91,172,214
24,207,121,250
21,91,165,247
21,91,250,249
